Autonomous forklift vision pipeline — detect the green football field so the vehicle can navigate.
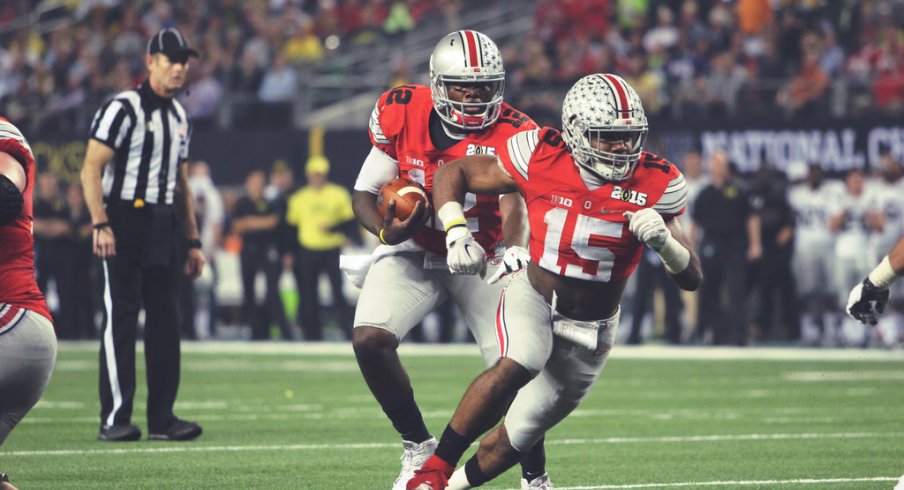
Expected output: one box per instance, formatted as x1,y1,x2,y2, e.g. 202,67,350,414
2,342,903,489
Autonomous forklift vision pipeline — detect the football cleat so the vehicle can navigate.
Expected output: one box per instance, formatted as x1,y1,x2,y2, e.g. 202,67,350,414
406,455,454,490
98,423,141,442
521,472,553,489
147,418,202,441
393,437,438,490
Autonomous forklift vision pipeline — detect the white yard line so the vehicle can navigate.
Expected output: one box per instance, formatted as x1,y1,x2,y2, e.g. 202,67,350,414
6,431,901,457
545,477,899,489
55,340,904,361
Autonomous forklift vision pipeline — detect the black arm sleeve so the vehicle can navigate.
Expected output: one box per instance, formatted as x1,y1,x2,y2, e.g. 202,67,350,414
0,174,24,225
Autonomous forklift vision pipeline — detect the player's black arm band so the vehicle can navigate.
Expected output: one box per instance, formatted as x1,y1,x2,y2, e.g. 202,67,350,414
0,174,24,226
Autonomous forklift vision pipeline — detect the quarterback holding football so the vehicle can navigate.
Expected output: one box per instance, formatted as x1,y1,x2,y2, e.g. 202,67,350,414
348,30,553,490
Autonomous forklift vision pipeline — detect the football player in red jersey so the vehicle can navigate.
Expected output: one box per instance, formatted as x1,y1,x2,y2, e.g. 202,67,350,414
0,118,58,490
349,31,553,490
407,74,703,490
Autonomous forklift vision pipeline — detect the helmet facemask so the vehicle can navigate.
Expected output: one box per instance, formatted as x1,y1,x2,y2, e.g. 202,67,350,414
567,119,647,182
429,30,505,132
431,77,504,131
561,73,649,182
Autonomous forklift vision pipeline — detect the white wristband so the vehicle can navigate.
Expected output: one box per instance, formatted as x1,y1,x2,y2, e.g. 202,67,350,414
656,235,691,274
438,201,466,232
868,256,900,289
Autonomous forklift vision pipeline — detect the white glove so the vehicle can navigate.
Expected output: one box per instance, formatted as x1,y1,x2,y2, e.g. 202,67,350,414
446,225,487,277
487,246,530,285
624,208,669,251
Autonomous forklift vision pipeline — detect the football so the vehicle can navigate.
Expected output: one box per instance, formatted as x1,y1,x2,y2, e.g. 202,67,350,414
377,178,429,220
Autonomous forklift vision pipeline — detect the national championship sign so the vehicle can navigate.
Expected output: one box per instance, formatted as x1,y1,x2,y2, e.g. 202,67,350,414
699,126,904,174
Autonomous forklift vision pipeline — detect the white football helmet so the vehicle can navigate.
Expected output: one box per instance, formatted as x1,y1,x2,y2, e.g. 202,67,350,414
561,73,648,182
429,30,505,131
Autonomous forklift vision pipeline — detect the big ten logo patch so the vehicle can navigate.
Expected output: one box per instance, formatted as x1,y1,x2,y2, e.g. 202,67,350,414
404,155,425,167
466,144,496,156
610,186,648,206
550,194,573,207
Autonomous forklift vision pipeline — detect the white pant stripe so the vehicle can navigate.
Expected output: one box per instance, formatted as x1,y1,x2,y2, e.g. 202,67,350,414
101,261,123,427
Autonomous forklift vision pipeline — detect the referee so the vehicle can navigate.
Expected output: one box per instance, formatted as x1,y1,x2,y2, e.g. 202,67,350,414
80,28,206,442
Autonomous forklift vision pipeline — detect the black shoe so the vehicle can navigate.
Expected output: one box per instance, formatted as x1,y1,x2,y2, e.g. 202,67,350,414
148,419,202,441
98,424,141,442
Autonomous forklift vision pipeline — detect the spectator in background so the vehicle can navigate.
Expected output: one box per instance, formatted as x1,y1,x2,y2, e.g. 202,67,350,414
184,160,225,340
283,18,324,65
383,1,415,40
63,182,96,340
692,151,761,345
737,0,773,35
32,171,73,339
788,163,842,345
264,159,299,330
257,52,297,125
182,62,224,129
775,51,829,118
829,169,876,346
872,57,904,114
232,169,293,340
628,247,685,345
286,155,355,341
749,165,798,342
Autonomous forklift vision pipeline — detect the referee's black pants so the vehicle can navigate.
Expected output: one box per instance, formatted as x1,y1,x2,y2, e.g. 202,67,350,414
98,254,181,432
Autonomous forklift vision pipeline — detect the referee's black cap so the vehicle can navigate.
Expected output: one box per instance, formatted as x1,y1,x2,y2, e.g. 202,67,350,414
147,28,199,60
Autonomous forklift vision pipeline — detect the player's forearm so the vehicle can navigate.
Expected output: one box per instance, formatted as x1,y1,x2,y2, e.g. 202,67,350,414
890,237,904,274
666,249,702,291
80,161,108,225
352,190,383,237
175,169,200,240
867,237,904,288
499,193,528,248
433,162,468,213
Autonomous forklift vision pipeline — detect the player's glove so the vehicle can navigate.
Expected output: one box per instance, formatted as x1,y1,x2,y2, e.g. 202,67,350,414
487,246,530,285
624,208,669,251
0,174,24,226
445,224,486,277
846,278,890,325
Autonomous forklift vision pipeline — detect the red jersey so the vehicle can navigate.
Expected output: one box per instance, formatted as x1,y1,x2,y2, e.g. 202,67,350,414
368,84,536,256
497,127,687,282
0,117,51,321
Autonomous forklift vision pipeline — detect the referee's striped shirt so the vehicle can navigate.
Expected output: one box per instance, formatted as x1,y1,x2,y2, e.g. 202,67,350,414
89,80,191,205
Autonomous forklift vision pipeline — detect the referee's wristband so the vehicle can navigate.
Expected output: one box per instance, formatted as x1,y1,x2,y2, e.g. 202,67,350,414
187,238,202,249
93,222,111,230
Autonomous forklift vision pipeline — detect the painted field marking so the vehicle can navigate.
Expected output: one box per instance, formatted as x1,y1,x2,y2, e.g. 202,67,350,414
7,431,902,457
53,341,904,361
548,476,899,489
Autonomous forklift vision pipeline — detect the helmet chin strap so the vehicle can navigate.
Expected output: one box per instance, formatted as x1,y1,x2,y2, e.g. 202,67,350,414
439,118,468,139
577,164,608,190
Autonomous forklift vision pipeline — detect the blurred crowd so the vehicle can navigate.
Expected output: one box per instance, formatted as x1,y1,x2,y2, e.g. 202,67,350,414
503,0,904,126
2,0,904,133
0,0,465,132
